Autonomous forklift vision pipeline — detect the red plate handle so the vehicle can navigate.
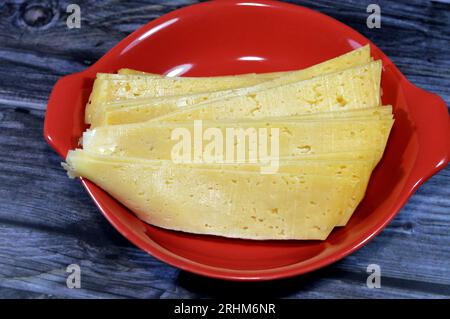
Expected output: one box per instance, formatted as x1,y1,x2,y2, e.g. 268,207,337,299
403,80,450,190
44,72,91,158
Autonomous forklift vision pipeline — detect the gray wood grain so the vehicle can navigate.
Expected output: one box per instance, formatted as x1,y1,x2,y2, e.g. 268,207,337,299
0,0,449,299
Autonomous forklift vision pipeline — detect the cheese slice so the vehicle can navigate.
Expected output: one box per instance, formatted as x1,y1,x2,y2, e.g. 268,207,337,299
86,73,269,125
89,45,371,126
105,103,392,126
68,148,374,226
81,117,393,227
117,68,287,80
96,73,161,80
115,45,369,84
64,151,360,240
149,61,381,123
82,117,393,165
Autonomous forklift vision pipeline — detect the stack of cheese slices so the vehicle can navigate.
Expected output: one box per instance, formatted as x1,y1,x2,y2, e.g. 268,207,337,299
64,45,394,240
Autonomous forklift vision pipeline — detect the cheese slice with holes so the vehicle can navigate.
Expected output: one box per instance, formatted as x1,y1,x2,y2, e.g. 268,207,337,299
150,61,381,123
82,117,393,165
81,117,393,226
88,45,371,126
64,151,360,240
67,149,374,226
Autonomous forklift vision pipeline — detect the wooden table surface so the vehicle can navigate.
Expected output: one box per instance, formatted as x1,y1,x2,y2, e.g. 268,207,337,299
0,0,449,299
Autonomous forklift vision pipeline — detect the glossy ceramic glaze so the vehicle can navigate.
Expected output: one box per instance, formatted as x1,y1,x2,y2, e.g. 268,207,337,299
44,0,450,281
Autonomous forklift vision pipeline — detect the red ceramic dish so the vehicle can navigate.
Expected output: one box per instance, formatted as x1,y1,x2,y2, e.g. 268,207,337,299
44,0,450,281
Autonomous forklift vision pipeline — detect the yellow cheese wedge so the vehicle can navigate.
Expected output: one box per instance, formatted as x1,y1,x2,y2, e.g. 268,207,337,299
117,69,162,76
86,73,162,118
109,45,371,109
65,44,392,240
149,61,381,123
89,45,371,126
82,117,393,165
117,68,310,80
64,151,360,240
68,148,374,226
80,116,393,227
86,73,269,125
105,103,391,126
117,45,369,80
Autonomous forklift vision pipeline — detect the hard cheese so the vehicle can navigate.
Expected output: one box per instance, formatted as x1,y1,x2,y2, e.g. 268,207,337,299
64,151,359,240
110,46,370,109
92,45,371,126
82,117,393,165
140,61,382,124
117,69,163,76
